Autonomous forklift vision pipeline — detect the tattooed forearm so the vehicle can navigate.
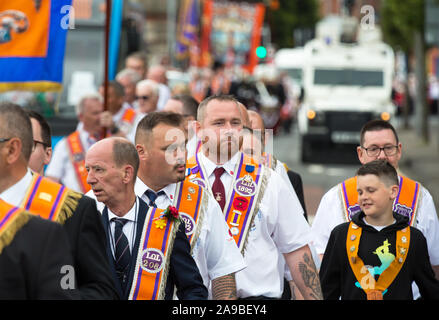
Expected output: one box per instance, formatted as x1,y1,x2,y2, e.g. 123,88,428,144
290,281,297,300
212,274,237,300
298,252,323,300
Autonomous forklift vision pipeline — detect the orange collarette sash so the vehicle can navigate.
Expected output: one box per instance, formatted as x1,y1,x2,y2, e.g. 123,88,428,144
0,199,31,254
117,108,137,135
340,176,421,226
186,152,268,254
128,207,180,300
346,222,410,300
173,180,205,251
66,131,91,193
20,173,81,224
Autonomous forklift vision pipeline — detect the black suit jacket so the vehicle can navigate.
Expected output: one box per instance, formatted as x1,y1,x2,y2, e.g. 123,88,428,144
101,198,207,300
0,215,80,299
63,195,118,299
286,169,308,221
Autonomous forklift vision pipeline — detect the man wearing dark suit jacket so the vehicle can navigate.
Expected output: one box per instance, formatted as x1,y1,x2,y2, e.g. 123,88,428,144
0,199,80,299
0,102,117,300
286,169,307,221
85,137,207,299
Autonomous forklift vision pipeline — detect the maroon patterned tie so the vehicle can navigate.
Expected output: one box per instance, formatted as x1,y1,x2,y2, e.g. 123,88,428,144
212,167,226,211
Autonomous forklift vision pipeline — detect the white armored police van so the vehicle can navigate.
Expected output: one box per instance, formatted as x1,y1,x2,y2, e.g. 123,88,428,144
295,16,396,162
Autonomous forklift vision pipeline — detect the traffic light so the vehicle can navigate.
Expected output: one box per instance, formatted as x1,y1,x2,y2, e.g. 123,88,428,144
256,46,267,59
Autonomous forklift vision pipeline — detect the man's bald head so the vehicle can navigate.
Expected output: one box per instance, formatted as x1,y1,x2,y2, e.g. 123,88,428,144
88,137,139,178
248,110,264,131
238,102,250,128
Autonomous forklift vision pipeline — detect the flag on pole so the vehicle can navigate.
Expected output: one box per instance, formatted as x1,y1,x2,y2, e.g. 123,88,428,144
109,0,123,80
0,0,72,92
176,0,200,62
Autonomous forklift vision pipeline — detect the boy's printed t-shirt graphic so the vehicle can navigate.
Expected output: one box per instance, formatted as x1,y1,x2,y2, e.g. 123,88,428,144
354,239,395,296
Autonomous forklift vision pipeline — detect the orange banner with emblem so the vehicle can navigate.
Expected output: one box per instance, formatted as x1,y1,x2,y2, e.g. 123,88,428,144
128,207,180,300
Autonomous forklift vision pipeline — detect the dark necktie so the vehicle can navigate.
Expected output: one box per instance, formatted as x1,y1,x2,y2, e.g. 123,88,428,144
212,167,226,211
112,217,131,292
144,190,166,208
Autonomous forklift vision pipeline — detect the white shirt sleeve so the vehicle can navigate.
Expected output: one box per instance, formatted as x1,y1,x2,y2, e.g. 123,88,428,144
414,186,439,266
310,185,345,255
197,195,247,281
45,138,68,180
275,160,301,202
265,169,310,254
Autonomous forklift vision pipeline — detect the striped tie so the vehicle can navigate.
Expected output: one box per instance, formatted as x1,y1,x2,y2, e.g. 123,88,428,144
112,217,131,291
144,190,166,208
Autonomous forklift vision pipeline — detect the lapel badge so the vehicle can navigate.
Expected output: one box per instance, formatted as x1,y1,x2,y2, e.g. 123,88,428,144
245,164,255,173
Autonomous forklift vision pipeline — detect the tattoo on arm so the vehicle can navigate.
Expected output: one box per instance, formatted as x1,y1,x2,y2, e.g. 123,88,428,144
212,274,237,300
298,252,323,300
290,281,297,300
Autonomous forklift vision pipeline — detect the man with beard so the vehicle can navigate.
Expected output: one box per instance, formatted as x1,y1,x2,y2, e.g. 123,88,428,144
186,95,322,300
133,112,246,299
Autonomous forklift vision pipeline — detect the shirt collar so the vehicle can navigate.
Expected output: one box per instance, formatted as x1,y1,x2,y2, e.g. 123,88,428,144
112,103,129,122
77,123,100,147
0,169,33,207
199,151,241,178
134,177,177,202
107,196,139,223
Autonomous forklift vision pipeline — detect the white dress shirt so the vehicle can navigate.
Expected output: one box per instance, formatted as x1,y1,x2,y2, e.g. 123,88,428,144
106,197,139,258
197,151,312,298
45,125,97,193
0,169,33,206
186,136,199,161
134,178,247,296
112,103,144,143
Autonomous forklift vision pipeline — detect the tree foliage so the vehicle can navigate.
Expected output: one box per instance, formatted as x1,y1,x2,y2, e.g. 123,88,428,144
266,0,320,48
380,0,425,54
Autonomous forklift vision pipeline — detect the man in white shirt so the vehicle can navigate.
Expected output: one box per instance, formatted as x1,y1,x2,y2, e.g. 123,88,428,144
311,119,439,298
147,65,171,110
133,111,246,299
26,110,52,175
46,93,104,192
135,79,160,115
99,81,142,143
190,95,322,300
162,94,199,159
116,68,142,110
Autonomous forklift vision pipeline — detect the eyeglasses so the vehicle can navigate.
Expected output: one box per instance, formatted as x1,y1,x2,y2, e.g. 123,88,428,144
0,138,11,143
361,145,399,157
32,139,49,151
136,95,150,101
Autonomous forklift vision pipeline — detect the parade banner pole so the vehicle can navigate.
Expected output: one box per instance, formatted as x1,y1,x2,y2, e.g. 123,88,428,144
103,0,111,139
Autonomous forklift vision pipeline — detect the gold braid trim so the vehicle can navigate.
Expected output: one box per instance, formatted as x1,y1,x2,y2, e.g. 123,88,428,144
157,218,181,300
241,166,271,256
0,211,32,255
55,189,82,225
190,188,208,254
